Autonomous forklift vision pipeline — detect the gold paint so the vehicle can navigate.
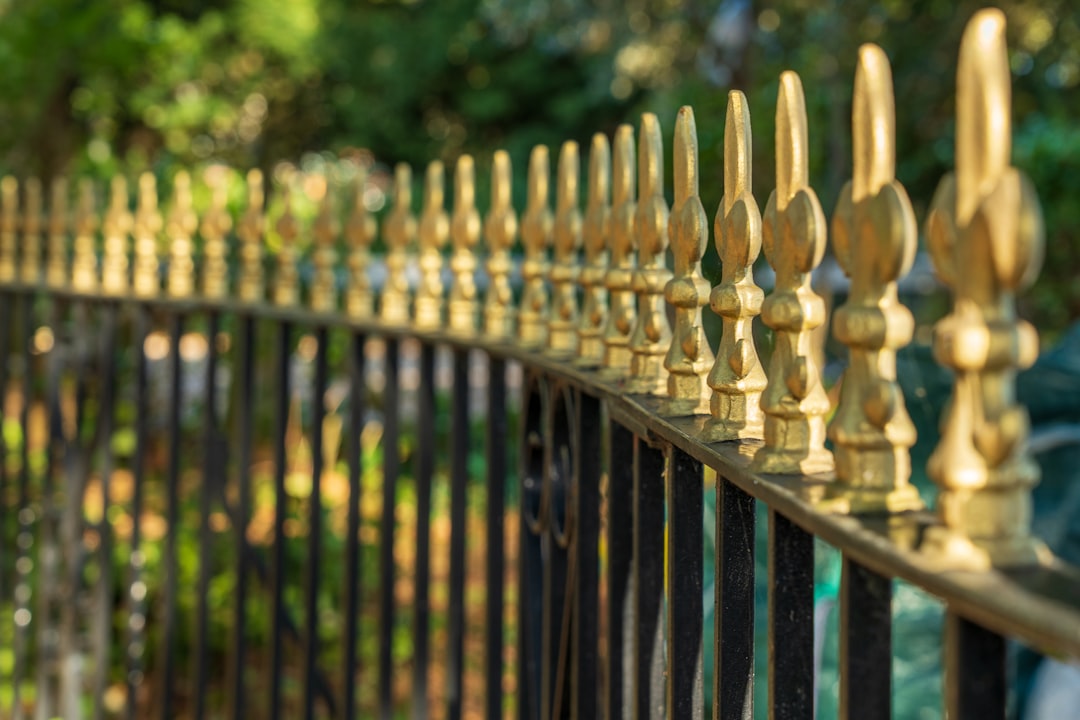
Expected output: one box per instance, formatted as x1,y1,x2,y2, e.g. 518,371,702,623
448,155,480,334
519,146,552,348
483,151,516,339
71,179,98,293
20,178,43,283
46,178,69,288
626,114,673,395
381,164,415,325
132,174,162,297
577,134,610,367
201,168,232,300
346,172,377,318
664,107,714,409
601,125,637,376
274,182,300,307
827,45,922,513
166,172,197,299
923,10,1045,568
312,179,340,313
751,72,834,476
704,91,767,442
102,177,132,294
0,177,18,282
237,170,266,303
415,161,448,329
548,141,582,356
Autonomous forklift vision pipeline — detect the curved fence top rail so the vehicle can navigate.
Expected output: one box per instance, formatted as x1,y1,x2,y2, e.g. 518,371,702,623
1,8,1077,658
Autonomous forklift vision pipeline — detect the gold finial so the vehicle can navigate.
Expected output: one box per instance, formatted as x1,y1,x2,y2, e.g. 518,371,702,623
923,10,1045,568
518,146,552,348
751,72,834,476
483,151,516,339
20,178,43,283
71,179,98,292
704,91,767,442
166,171,197,298
102,176,132,295
46,177,69,288
346,172,377,318
274,181,300,307
626,114,673,395
312,177,339,313
577,134,610,367
548,141,582,356
827,45,922,512
201,167,232,300
601,125,637,376
132,173,162,297
664,107,714,409
381,164,415,324
237,169,266,303
415,161,448,328
448,155,480,334
1,177,19,282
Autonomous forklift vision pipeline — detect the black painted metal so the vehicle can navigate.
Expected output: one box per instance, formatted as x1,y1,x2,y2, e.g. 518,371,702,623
715,476,756,720
543,384,573,720
161,311,184,720
11,291,36,720
768,509,815,720
195,311,220,720
231,314,255,720
269,320,292,720
605,421,634,720
667,446,704,720
946,613,1007,720
633,436,665,720
412,341,435,719
485,355,507,719
378,338,401,720
343,331,366,720
518,376,545,720
572,390,600,720
447,347,470,719
840,555,892,720
304,324,329,719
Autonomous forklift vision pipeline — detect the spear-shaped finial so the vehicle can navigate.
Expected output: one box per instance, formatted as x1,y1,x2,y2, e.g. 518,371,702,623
483,151,517,339
201,167,232,300
132,173,162,297
381,164,415,324
274,180,300,307
415,161,448,328
664,107,714,410
166,171,197,298
312,177,340,313
601,125,637,376
345,172,376,318
20,178,43,284
71,179,98,292
237,169,266,303
704,91,767,442
923,10,1045,568
46,177,69,288
626,114,673,395
577,134,611,367
548,141,582,356
102,176,132,295
519,146,552,348
448,155,480,334
751,72,834,476
1,177,19,282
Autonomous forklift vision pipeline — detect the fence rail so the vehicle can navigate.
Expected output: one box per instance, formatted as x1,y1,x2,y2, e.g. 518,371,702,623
0,7,1076,720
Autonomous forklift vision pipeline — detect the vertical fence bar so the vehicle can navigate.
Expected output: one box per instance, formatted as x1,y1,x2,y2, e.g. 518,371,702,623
411,342,435,719
667,447,703,720
161,311,184,720
484,355,507,719
231,314,255,720
606,421,634,720
447,347,469,720
540,394,568,720
945,613,1007,720
0,288,10,619
378,338,401,720
269,320,292,720
126,304,150,720
304,325,329,720
195,311,220,720
768,510,815,720
633,437,665,720
12,291,36,720
839,555,892,719
715,477,756,720
572,391,600,720
517,379,544,720
343,331,366,720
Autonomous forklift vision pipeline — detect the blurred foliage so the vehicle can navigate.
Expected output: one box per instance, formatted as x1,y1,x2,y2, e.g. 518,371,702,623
0,0,1077,331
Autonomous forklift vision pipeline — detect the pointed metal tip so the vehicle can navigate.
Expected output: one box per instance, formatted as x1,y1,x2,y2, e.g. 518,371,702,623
674,106,698,203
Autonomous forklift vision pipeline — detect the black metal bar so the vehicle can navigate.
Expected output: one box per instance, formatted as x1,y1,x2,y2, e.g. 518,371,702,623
343,331,366,720
667,446,703,720
572,390,600,720
378,338,400,720
605,421,634,720
161,311,184,720
126,303,150,720
195,311,221,720
715,476,756,720
411,341,435,720
633,437,665,720
839,555,892,720
768,509,815,720
11,291,36,720
269,320,292,720
517,378,544,720
447,347,469,720
304,325,329,720
230,314,255,720
945,613,1007,720
484,355,507,720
